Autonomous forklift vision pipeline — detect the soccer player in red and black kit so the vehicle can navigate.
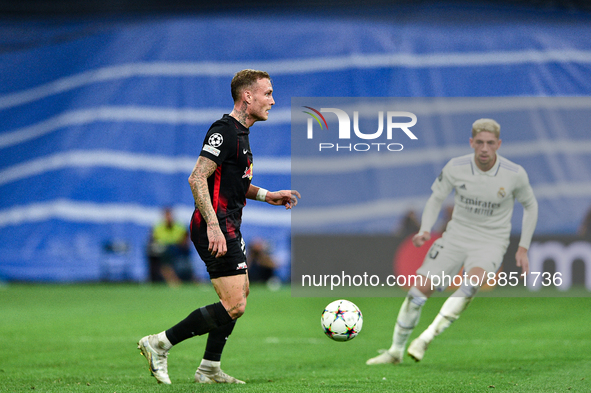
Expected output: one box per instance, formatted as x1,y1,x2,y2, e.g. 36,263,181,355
138,69,300,385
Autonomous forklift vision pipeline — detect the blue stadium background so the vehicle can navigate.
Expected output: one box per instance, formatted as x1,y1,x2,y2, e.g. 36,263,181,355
1,1,591,282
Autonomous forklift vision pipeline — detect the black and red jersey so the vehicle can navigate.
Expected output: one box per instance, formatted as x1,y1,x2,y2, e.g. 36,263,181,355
191,114,253,245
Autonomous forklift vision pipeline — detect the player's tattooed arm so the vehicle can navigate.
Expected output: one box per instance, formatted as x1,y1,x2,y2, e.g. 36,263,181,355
188,156,218,223
188,156,227,256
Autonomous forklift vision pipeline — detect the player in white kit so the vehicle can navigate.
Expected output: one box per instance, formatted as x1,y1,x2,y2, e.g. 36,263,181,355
367,118,538,365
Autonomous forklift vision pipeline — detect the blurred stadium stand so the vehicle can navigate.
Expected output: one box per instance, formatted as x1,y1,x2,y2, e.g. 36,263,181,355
1,0,590,283
1,0,591,14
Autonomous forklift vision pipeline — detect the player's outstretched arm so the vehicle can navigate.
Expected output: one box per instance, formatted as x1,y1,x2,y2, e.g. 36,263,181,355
266,190,301,209
515,246,530,275
188,156,227,258
247,185,301,209
413,188,447,248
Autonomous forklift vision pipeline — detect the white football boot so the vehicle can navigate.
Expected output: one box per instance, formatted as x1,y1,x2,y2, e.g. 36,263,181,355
195,367,245,384
366,349,403,365
407,337,429,362
137,335,171,384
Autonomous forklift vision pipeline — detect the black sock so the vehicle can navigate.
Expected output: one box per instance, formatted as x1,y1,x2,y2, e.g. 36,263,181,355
203,319,237,362
165,302,233,345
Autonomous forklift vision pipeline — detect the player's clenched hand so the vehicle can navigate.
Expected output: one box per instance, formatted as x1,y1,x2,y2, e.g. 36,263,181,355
412,231,431,248
515,246,529,275
265,190,301,209
207,223,227,257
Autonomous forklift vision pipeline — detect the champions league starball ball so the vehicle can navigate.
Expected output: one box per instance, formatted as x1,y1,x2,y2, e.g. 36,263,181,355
321,299,363,341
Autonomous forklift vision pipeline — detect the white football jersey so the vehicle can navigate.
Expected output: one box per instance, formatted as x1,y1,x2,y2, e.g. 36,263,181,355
420,153,538,248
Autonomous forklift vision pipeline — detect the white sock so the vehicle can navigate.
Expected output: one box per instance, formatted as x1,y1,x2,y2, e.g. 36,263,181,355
199,359,221,372
157,331,173,351
418,285,476,344
389,287,427,354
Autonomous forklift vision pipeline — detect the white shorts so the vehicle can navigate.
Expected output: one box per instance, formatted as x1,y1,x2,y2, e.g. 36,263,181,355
416,234,507,291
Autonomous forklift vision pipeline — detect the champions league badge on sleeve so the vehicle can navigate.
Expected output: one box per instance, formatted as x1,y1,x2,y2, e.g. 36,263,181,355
203,133,224,156
208,133,224,147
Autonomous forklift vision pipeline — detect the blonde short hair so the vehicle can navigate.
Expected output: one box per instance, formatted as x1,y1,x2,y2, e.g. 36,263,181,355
231,69,271,103
472,118,500,138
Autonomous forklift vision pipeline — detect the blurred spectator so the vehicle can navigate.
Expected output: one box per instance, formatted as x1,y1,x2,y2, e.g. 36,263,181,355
394,210,421,239
579,205,591,238
246,238,277,284
147,207,193,286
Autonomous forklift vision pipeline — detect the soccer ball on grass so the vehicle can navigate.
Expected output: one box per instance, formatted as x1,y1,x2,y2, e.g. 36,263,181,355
321,299,363,341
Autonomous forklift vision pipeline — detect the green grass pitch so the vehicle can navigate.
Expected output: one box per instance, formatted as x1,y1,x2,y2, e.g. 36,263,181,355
1,283,589,392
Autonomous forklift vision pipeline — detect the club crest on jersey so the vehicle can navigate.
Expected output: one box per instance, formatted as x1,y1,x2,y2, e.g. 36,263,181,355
497,187,506,198
208,133,223,147
242,163,253,180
